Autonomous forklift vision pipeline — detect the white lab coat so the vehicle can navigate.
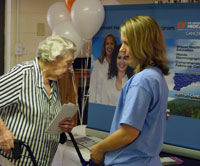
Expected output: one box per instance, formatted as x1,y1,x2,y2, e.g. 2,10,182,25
89,59,108,104
100,75,128,106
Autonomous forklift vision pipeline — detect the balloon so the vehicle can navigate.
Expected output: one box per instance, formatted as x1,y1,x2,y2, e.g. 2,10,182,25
71,0,105,40
65,0,75,12
52,21,83,58
47,2,71,30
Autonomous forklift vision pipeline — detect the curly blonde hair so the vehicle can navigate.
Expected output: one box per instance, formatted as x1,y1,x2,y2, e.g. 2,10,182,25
37,35,77,62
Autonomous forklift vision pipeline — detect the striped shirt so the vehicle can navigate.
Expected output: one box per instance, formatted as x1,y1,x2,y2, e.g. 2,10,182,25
0,58,62,166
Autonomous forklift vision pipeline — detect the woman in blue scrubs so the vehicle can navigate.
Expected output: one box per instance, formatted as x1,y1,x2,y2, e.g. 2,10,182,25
90,16,169,166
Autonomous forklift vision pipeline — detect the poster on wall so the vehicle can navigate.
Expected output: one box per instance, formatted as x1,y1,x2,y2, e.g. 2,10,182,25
89,3,200,118
166,39,200,119
88,3,200,150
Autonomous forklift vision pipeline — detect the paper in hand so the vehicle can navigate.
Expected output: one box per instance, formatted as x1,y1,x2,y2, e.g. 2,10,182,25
45,103,78,135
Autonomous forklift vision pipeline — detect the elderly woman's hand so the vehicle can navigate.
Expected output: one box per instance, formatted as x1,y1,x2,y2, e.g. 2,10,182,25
58,117,74,133
0,127,15,154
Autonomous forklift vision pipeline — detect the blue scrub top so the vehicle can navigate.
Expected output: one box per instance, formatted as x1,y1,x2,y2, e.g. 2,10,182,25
104,67,169,166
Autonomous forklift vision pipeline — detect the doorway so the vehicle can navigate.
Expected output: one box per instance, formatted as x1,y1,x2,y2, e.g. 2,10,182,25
0,0,5,75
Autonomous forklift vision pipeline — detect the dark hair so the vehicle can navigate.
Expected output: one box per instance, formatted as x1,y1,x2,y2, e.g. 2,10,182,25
98,34,117,64
108,45,134,79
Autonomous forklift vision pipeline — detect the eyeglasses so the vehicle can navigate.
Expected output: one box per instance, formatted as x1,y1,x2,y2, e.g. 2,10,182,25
66,60,74,65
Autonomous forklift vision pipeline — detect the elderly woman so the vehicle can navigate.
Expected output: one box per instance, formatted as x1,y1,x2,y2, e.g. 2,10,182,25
0,35,76,166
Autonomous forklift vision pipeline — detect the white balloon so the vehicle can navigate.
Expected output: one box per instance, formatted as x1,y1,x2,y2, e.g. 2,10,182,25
71,0,105,40
52,21,83,58
47,2,71,30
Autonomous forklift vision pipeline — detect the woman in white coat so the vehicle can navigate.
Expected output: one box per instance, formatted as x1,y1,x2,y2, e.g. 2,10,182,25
89,34,117,104
101,45,134,106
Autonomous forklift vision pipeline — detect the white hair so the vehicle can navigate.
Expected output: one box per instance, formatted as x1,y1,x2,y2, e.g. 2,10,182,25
37,35,77,62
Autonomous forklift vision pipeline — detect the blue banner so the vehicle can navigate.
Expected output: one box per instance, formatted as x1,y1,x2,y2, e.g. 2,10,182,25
88,3,200,151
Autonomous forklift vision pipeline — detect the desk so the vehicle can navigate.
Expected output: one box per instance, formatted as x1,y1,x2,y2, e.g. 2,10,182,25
53,125,200,166
52,125,98,166
160,152,200,166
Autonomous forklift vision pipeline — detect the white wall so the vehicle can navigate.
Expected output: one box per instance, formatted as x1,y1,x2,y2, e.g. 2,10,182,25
5,0,64,71
4,0,155,72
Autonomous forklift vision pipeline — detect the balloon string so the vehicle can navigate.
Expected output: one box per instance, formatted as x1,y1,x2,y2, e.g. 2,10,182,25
81,57,85,125
71,68,83,125
71,39,92,126
81,60,83,124
81,56,90,124
80,39,91,125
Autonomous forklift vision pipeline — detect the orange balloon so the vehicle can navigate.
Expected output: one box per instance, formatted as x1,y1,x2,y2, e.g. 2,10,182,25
65,0,75,12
